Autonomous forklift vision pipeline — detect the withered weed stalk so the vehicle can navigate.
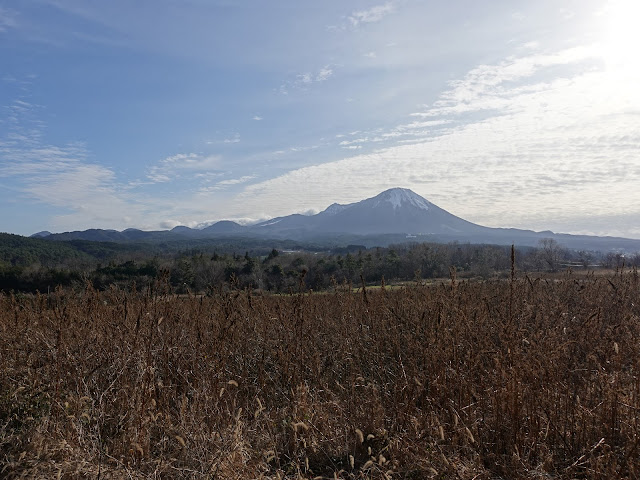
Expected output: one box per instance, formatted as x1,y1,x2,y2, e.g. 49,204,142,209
1,270,639,478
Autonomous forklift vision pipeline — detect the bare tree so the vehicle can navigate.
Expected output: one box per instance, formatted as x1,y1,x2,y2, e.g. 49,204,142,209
577,250,594,269
538,238,563,272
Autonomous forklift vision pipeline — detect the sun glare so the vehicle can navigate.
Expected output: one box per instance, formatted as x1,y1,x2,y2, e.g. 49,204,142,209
600,0,640,78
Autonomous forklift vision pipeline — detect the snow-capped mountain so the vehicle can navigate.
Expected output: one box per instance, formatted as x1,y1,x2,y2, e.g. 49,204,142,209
35,188,640,251
252,188,487,236
369,188,432,210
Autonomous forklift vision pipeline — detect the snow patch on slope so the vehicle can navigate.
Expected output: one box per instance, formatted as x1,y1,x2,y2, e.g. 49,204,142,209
259,219,281,227
322,203,352,215
382,188,430,210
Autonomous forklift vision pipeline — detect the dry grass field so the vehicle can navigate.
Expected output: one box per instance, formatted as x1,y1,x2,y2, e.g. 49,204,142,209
1,268,640,479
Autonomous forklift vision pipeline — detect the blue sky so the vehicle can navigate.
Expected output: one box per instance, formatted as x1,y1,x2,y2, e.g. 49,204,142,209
1,0,639,238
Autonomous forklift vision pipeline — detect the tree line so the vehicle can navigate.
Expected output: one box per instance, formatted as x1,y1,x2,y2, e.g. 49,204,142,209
1,235,637,294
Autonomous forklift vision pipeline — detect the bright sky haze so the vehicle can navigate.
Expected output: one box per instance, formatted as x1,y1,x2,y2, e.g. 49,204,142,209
1,0,639,238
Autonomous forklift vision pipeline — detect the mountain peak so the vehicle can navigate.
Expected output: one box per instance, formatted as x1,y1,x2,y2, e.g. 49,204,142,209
322,202,350,215
373,188,431,211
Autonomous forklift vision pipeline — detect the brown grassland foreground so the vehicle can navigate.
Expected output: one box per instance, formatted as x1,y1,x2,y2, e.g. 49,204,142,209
1,268,640,479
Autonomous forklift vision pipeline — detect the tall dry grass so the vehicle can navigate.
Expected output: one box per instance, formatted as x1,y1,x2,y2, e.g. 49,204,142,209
1,268,639,478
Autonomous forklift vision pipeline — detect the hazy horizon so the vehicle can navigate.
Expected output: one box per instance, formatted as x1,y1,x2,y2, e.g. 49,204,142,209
2,1,639,239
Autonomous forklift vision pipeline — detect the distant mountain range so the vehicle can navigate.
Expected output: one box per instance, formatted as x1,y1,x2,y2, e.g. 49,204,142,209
31,188,640,252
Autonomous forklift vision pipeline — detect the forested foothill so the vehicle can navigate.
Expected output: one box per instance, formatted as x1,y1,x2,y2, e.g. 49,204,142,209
0,232,636,294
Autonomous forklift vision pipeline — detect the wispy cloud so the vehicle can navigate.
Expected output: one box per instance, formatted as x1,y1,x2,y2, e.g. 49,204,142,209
0,7,18,33
198,175,256,193
0,112,148,231
218,175,255,186
223,133,241,144
412,46,598,119
252,115,263,121
0,96,247,231
205,132,241,145
316,66,333,82
235,45,640,236
147,153,220,183
279,65,334,94
348,2,396,27
332,119,451,149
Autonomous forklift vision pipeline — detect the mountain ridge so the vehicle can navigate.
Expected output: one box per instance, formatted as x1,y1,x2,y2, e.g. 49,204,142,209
29,188,640,252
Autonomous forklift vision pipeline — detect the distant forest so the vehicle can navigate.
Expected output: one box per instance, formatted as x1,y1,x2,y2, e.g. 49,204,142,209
0,232,636,293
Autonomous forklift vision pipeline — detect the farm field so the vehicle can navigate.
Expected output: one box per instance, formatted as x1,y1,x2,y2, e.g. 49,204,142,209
1,269,639,479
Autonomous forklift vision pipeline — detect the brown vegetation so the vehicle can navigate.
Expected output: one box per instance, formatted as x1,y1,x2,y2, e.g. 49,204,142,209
1,268,640,478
